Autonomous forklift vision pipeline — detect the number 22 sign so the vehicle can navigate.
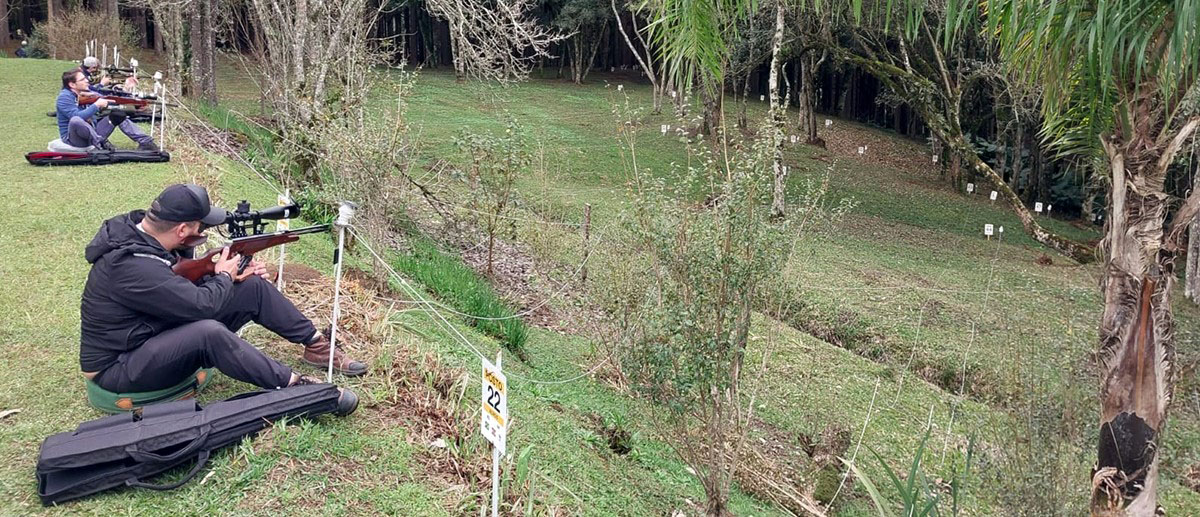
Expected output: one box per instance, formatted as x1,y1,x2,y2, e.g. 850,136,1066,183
481,355,508,454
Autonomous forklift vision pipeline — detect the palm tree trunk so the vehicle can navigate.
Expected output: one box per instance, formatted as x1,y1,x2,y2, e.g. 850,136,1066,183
1091,117,1200,515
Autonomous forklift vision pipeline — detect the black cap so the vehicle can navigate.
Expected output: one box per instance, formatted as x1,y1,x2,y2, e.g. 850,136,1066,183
149,184,226,225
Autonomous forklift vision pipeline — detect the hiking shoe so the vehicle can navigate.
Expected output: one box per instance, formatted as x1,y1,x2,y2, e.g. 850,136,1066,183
301,331,368,377
137,141,160,152
289,375,359,417
97,139,116,152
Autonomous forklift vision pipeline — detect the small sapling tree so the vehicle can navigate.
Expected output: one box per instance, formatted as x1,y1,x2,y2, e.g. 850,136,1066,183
454,117,531,277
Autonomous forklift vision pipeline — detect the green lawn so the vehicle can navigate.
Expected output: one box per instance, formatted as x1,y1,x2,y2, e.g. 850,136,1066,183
4,54,1200,516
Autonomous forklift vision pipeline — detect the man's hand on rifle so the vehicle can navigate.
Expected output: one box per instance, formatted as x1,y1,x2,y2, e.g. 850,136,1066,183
94,98,111,109
235,259,270,283
213,248,241,280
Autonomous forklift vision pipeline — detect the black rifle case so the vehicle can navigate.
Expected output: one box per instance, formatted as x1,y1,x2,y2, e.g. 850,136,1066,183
26,150,171,166
36,384,341,505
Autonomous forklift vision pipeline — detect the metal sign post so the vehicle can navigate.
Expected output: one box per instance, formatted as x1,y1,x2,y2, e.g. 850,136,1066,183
481,352,508,517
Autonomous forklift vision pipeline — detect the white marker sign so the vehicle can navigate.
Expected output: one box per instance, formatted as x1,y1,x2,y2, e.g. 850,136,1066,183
759,94,765,101
990,191,998,201
933,155,939,163
966,183,974,193
1048,204,1053,212
825,119,832,127
1035,202,1044,213
984,224,994,236
481,356,508,454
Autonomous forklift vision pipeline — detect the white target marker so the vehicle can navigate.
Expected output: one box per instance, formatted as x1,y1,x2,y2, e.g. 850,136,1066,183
990,191,998,201
1035,202,1044,213
825,119,832,127
967,183,974,193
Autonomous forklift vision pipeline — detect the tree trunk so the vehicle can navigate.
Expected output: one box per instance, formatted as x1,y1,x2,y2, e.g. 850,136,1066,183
202,0,218,104
1090,117,1200,516
1186,210,1200,301
796,53,818,144
0,0,9,47
189,5,203,97
104,0,119,18
47,0,61,21
767,0,785,218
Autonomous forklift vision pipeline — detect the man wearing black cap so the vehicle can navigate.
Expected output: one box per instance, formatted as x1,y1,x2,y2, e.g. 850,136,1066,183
79,184,367,415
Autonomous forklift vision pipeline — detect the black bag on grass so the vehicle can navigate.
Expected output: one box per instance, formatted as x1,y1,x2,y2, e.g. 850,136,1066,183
25,150,170,166
35,384,341,506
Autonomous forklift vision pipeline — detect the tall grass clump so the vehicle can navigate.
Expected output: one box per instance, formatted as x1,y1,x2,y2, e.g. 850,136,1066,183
394,238,529,360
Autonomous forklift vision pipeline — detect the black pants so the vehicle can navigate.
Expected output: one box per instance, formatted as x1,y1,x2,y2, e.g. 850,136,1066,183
93,276,317,393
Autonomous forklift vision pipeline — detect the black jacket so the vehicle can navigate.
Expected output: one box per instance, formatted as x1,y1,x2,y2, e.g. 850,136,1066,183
80,210,233,372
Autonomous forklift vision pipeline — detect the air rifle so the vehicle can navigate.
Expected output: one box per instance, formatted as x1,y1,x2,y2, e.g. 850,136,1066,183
171,200,331,282
78,90,177,109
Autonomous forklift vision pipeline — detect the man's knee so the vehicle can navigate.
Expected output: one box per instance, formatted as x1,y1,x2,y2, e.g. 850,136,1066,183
190,319,235,340
106,109,128,126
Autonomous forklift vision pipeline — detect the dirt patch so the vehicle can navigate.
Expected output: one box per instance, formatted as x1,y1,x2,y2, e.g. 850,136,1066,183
460,238,564,331
178,121,247,159
734,418,830,515
1035,254,1054,266
816,120,933,176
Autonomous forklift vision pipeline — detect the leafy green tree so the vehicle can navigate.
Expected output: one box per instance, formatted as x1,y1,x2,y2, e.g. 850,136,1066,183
553,0,611,84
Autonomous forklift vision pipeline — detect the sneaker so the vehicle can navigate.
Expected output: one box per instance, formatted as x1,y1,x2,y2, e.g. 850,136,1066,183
97,139,116,152
137,141,160,152
301,331,368,377
289,374,359,417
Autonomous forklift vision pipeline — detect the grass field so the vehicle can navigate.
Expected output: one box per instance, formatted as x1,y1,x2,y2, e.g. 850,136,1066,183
3,55,1200,516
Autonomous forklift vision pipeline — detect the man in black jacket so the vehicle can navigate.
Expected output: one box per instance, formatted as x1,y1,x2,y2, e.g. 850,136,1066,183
80,184,367,414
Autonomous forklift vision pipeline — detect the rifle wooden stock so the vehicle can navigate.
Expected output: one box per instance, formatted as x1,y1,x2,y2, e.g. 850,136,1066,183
171,224,330,282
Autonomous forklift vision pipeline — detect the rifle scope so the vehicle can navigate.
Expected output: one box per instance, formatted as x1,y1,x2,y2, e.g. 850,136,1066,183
222,200,302,238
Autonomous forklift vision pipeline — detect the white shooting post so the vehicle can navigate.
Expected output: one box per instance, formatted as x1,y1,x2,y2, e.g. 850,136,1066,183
933,154,939,163
149,80,160,140
481,352,508,517
276,190,291,291
327,201,357,382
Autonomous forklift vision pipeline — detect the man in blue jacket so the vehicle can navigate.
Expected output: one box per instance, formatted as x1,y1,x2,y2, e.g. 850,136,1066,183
57,68,158,151
79,184,367,415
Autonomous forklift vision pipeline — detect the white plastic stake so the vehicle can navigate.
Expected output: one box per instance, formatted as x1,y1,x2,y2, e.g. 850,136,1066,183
149,81,160,140
276,190,291,291
327,201,357,383
989,191,998,202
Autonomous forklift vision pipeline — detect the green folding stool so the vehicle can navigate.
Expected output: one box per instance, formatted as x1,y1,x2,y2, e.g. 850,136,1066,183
85,369,215,414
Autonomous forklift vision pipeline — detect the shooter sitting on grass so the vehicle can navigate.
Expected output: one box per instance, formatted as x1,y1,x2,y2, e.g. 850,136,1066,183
79,184,369,415
56,68,158,151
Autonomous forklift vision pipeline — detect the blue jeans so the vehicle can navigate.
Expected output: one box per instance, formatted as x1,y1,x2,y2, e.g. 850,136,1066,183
66,115,155,149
